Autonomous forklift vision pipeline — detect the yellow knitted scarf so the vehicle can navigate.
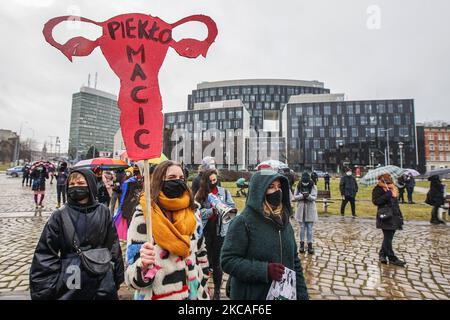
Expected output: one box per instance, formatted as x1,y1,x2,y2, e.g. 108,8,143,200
140,191,196,258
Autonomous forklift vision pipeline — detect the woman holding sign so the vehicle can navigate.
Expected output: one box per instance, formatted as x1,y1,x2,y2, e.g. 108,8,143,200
125,161,210,300
221,170,309,300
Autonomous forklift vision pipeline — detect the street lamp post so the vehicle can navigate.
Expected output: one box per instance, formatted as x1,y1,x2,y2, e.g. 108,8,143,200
380,128,393,166
398,141,404,168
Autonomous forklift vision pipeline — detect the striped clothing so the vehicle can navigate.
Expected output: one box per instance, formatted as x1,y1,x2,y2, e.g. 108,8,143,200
125,204,210,300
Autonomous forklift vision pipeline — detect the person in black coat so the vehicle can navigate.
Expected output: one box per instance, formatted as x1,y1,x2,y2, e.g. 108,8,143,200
30,168,124,300
372,173,406,267
310,171,319,185
426,175,446,225
339,169,358,217
323,172,331,191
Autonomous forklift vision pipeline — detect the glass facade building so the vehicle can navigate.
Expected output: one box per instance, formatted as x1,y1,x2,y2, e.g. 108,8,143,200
285,98,417,172
68,87,120,160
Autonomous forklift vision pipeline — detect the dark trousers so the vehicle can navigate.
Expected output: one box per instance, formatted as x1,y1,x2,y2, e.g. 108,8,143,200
324,181,330,191
204,219,224,294
341,196,356,216
406,187,414,203
431,206,440,222
22,175,29,186
57,184,66,205
380,229,396,259
398,188,405,203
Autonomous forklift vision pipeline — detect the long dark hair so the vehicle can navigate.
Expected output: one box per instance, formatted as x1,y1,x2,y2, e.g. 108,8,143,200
195,169,218,204
150,160,195,210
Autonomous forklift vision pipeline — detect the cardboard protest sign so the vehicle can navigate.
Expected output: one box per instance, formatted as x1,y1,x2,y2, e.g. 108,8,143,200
43,13,218,160
266,267,296,300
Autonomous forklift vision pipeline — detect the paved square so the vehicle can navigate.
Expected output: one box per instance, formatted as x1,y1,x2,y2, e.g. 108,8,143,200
0,174,448,300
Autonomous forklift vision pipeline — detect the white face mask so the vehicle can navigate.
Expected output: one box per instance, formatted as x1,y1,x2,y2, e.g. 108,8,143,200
302,182,309,186
346,171,352,176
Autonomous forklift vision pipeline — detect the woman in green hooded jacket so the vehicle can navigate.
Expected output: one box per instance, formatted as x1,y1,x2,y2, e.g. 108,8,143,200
221,170,308,300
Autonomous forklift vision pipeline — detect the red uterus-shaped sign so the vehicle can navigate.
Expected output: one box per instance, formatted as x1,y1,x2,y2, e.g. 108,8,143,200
43,14,218,160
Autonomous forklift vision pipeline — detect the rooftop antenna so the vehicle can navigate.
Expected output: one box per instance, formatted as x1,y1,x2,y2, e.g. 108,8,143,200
95,72,98,89
88,73,91,87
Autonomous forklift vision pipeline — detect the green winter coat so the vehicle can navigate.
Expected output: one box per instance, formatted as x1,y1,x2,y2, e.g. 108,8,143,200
221,170,309,300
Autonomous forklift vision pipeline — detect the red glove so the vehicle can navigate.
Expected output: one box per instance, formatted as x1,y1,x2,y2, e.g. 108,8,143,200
267,263,285,282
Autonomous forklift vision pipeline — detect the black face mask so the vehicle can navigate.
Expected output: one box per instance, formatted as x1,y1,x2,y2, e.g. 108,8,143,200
209,181,218,190
266,190,282,207
68,186,90,202
162,179,187,198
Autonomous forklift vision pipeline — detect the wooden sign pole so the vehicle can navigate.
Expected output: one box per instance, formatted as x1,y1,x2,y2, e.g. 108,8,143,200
143,159,152,242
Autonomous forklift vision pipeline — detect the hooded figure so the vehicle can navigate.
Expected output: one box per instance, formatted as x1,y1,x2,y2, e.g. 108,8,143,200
426,175,446,224
30,168,124,300
221,170,309,300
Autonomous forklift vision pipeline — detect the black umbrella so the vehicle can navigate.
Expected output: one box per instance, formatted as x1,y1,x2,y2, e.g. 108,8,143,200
423,168,450,177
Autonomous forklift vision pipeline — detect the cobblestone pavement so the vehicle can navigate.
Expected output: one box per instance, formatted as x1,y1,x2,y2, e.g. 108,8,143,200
0,174,449,300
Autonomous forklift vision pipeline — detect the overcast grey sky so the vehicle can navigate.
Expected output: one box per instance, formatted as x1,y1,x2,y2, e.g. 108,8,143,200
1,0,449,152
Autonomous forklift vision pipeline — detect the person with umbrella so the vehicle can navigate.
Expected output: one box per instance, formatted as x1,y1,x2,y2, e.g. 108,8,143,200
372,173,406,267
426,175,446,225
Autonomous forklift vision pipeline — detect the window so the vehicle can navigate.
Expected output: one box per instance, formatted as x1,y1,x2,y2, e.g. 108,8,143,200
438,134,443,140
167,115,175,123
308,117,314,127
439,143,444,151
307,107,314,116
324,140,329,149
369,116,377,125
446,143,449,151
352,128,358,137
332,116,338,126
210,112,216,121
314,117,322,126
242,87,251,94
394,115,401,125
429,143,435,151
336,104,342,114
342,128,348,137
218,89,223,96
349,116,356,126
320,128,325,138
210,89,216,97
203,113,209,121
324,105,331,115
377,103,385,113
314,139,320,149
305,128,313,138
252,87,258,94
335,128,341,138
360,116,367,125
290,139,297,149
314,106,321,115
228,110,234,119
430,154,435,161
178,114,185,122
428,133,434,140
355,104,360,114
347,104,354,114
388,103,394,113
236,110,242,118
398,104,403,113
366,128,376,137
365,104,372,114
329,128,335,137
323,117,329,126
440,154,445,161
291,129,298,138
218,111,226,120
